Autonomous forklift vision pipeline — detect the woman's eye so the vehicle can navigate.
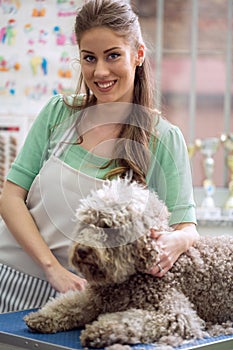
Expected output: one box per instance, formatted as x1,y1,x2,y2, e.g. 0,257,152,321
108,53,120,60
83,55,96,63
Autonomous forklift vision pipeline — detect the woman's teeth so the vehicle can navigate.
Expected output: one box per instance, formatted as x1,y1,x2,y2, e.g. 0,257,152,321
97,81,115,88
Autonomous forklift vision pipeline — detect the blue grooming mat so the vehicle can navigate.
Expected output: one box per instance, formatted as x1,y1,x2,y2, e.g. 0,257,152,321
0,309,232,350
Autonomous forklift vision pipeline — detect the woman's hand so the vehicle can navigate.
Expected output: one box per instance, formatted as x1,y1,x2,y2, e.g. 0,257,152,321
148,223,199,277
44,263,87,293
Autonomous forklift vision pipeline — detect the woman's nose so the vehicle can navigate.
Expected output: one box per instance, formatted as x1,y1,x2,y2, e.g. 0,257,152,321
94,59,109,77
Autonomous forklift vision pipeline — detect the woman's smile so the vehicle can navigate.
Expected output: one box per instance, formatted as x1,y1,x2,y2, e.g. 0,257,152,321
95,80,117,91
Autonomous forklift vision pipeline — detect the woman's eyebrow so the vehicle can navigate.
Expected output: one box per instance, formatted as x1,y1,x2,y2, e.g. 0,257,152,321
80,49,95,54
80,47,121,54
104,47,121,53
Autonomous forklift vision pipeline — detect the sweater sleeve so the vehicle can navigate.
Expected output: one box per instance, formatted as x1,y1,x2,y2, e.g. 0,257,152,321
147,118,197,226
7,94,71,191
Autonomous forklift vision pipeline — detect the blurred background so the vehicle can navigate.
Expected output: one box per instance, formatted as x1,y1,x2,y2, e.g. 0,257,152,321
132,0,233,190
0,0,233,229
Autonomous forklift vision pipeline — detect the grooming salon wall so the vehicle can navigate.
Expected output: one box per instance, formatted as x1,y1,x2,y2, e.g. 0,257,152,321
0,0,233,231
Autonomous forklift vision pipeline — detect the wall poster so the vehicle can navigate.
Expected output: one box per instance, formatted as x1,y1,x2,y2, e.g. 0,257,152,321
0,0,83,190
0,0,82,117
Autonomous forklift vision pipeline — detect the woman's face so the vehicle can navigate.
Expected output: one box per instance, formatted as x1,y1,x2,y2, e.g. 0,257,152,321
79,27,139,104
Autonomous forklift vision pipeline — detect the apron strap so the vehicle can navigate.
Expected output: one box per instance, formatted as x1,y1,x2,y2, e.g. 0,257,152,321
52,121,77,158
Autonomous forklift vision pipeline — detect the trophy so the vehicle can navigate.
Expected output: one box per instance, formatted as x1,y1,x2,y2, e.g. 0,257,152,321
187,143,197,160
195,137,221,219
221,133,233,213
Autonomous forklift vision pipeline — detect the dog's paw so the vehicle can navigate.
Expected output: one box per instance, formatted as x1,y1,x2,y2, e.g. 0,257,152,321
24,310,60,333
80,321,140,348
80,324,117,348
80,323,109,347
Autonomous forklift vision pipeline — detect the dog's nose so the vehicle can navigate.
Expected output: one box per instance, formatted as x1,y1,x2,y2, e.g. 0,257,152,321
77,247,90,259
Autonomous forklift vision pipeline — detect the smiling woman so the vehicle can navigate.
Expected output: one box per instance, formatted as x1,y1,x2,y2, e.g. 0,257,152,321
0,0,199,313
79,26,142,104
73,0,150,109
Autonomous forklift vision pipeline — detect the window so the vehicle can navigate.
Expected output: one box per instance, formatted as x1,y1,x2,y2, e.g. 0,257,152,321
133,0,233,188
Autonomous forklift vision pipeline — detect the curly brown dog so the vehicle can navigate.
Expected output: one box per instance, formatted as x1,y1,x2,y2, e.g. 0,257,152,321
24,178,233,348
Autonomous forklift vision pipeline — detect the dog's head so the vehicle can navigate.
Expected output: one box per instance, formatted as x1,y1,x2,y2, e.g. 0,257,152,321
70,178,170,285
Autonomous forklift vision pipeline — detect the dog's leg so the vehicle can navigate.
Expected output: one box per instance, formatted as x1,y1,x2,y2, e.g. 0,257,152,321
153,289,209,347
80,308,153,348
24,288,100,333
80,289,208,348
80,308,180,348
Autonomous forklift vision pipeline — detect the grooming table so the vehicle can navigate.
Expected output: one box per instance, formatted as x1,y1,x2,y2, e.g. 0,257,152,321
0,310,232,350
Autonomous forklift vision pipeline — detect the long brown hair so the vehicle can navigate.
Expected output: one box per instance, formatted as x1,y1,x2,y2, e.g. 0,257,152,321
66,0,158,184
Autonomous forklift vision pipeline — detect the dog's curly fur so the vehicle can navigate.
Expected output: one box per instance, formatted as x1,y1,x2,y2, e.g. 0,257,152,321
24,178,233,348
